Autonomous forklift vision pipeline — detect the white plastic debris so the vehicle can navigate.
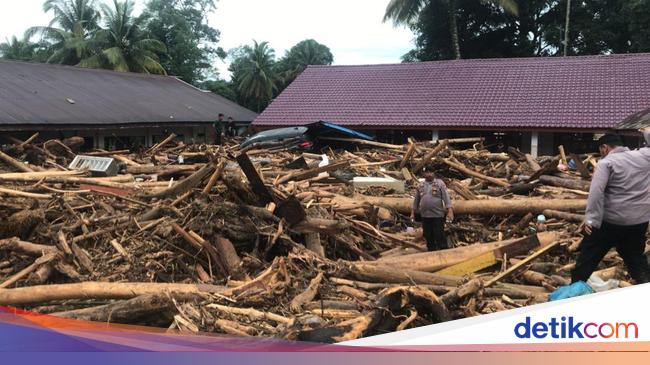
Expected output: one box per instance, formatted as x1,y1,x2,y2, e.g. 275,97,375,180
587,274,620,292
318,154,330,178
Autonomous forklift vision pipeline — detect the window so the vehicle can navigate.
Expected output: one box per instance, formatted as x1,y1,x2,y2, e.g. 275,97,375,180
104,136,146,151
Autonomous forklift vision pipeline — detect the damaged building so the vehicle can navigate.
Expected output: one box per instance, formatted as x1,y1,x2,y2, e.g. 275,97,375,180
254,53,650,156
0,60,257,150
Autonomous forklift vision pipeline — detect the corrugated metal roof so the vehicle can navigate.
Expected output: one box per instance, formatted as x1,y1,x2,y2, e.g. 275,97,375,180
0,60,258,126
254,53,650,130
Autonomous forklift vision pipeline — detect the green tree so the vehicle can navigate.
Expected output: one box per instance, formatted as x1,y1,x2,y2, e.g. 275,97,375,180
384,0,518,59
141,0,224,84
275,39,333,92
27,0,101,65
230,41,278,112
0,36,39,61
78,0,167,74
402,0,553,61
43,0,101,33
201,79,237,102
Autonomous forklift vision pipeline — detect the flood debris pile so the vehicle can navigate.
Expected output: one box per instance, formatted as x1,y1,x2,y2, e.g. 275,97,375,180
0,133,644,342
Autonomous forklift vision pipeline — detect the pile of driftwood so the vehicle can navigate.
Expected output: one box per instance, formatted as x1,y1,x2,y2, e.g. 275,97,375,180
0,132,643,342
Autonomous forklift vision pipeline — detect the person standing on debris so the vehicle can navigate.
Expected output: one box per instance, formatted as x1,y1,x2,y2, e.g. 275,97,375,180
226,117,236,137
213,113,225,145
411,167,454,251
572,134,650,284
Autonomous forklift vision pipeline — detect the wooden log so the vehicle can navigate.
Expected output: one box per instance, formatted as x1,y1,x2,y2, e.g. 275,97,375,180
293,217,349,235
542,209,585,223
440,278,482,306
0,175,131,189
146,133,177,155
558,145,568,165
202,160,225,194
399,139,417,169
18,133,40,149
305,233,325,258
414,139,449,173
0,187,52,200
290,272,324,312
525,154,541,171
317,137,404,150
449,181,478,200
214,236,242,277
369,232,559,272
513,213,535,235
51,293,181,323
173,224,228,277
276,160,350,185
126,165,200,175
529,158,559,181
0,238,59,256
0,150,33,172
0,170,85,179
433,137,484,145
443,158,510,187
539,175,590,192
354,194,587,216
0,282,227,306
346,263,462,286
206,303,293,325
0,253,57,289
147,164,215,198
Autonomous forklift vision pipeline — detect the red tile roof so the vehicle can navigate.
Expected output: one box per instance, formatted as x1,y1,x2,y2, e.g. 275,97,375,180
254,53,650,130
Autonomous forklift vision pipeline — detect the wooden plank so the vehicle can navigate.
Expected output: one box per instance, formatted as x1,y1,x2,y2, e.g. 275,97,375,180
236,152,276,206
485,238,562,287
436,235,541,276
436,251,498,276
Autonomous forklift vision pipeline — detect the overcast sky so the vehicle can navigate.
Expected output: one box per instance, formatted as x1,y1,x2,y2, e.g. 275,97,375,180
0,0,414,79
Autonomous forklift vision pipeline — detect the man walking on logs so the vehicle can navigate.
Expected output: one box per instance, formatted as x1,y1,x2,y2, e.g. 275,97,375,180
411,166,454,251
572,134,650,284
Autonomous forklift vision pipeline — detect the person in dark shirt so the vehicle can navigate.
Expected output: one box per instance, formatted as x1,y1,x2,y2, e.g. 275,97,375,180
213,113,225,145
226,117,236,137
411,167,454,251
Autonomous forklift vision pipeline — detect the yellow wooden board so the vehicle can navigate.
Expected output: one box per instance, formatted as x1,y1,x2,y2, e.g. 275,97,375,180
435,251,498,276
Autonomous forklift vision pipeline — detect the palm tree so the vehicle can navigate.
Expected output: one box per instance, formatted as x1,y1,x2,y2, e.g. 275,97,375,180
384,0,519,59
276,39,333,91
79,0,167,74
25,25,94,65
0,36,39,61
234,41,278,112
26,0,101,65
43,0,101,32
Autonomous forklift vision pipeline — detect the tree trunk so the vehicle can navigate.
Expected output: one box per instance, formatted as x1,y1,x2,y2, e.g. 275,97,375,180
354,194,586,216
447,0,461,59
0,282,227,306
539,175,590,191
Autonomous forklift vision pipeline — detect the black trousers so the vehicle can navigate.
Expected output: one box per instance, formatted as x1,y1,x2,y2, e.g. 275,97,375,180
422,217,447,251
571,221,650,284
